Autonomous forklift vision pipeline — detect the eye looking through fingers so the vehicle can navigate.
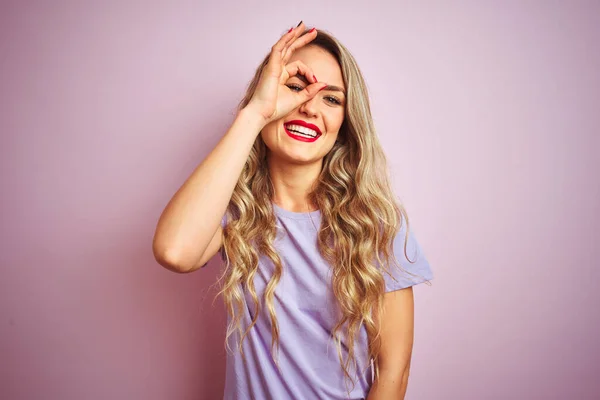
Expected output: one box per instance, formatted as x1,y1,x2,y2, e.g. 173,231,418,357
286,82,344,106
286,75,345,106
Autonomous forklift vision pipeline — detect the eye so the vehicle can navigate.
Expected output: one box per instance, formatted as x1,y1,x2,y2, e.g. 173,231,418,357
286,83,344,106
286,83,304,92
324,96,342,105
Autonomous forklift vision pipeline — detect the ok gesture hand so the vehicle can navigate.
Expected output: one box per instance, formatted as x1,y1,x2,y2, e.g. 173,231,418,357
246,22,327,124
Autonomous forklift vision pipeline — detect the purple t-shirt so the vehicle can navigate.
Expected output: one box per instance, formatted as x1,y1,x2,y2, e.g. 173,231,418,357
210,203,433,400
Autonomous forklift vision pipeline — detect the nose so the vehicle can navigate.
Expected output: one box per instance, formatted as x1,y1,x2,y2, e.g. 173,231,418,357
299,96,318,118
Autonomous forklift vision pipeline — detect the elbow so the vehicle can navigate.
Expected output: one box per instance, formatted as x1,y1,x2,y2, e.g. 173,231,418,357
385,367,410,386
401,368,410,387
396,363,410,387
379,365,410,391
152,239,194,274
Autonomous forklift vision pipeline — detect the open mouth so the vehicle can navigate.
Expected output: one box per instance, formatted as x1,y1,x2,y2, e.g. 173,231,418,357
285,124,319,138
283,120,322,142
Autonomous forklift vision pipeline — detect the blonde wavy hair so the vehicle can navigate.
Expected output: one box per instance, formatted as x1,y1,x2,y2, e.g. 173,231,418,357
214,29,426,393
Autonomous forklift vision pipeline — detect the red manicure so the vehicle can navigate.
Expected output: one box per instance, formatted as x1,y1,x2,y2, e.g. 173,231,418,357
313,75,318,82
309,28,316,33
288,27,293,33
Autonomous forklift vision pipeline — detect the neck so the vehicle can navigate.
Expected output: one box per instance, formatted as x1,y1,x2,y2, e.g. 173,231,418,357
267,154,322,213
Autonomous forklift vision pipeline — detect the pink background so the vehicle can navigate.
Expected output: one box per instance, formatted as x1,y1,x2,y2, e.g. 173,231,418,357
1,1,599,399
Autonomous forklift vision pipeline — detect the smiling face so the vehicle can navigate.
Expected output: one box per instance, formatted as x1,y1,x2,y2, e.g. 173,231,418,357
260,45,346,165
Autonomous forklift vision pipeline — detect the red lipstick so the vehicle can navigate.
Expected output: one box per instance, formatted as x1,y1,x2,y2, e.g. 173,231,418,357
283,120,322,143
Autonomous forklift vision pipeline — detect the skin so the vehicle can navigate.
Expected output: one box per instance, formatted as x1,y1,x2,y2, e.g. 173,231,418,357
260,44,346,212
154,21,415,398
153,23,333,272
253,25,415,398
367,287,415,399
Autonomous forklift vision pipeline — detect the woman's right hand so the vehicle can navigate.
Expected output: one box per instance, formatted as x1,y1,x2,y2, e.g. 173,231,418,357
245,22,327,125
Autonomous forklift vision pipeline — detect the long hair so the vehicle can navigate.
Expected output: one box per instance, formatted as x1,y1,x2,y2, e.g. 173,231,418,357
214,28,426,393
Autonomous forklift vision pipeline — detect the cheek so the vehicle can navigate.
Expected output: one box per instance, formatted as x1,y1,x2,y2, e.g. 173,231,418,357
260,121,279,143
325,111,345,136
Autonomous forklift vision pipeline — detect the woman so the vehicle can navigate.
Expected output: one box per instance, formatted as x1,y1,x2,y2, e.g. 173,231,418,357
153,22,433,400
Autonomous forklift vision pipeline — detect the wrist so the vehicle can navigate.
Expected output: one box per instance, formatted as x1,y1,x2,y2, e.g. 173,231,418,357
237,106,268,131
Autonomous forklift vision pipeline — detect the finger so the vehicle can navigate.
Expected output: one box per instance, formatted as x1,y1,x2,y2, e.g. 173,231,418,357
283,60,318,85
272,27,296,54
281,22,308,60
265,27,298,75
282,27,318,63
281,28,304,59
284,28,317,59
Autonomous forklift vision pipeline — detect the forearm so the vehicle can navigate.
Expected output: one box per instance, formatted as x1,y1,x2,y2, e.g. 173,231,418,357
153,107,264,270
367,369,409,400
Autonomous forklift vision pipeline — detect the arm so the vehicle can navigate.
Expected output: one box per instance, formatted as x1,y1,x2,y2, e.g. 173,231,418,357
152,109,265,273
367,287,415,400
152,23,325,273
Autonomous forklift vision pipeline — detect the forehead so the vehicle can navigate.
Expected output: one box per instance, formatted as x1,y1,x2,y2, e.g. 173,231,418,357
289,45,344,89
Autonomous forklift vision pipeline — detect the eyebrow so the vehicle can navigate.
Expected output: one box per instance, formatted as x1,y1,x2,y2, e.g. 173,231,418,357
293,75,346,95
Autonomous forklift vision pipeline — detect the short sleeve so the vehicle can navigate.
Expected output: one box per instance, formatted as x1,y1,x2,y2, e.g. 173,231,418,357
382,218,433,292
200,213,228,269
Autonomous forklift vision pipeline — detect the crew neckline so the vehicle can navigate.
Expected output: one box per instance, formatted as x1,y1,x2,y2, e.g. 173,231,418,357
272,202,321,220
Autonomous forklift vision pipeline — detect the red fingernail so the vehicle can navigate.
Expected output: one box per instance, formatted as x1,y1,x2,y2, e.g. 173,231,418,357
309,28,316,33
319,85,327,91
288,27,293,33
313,75,318,82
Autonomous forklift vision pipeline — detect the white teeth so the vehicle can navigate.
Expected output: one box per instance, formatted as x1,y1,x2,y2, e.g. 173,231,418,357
285,124,319,138
291,131,315,139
